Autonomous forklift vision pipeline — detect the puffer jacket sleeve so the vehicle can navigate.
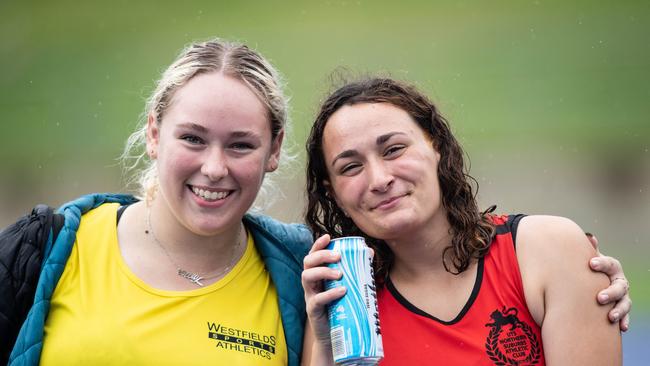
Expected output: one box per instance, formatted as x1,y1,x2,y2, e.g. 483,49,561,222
0,205,56,366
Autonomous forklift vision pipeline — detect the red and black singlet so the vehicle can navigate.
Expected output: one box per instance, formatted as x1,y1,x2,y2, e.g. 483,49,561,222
377,214,545,365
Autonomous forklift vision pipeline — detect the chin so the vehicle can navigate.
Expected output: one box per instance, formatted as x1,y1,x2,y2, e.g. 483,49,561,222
359,219,414,241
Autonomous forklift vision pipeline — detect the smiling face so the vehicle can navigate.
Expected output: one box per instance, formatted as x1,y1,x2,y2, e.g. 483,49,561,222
322,102,444,241
147,72,282,236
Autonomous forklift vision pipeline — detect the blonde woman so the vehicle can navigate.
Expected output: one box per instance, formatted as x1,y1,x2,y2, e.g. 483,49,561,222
2,39,311,366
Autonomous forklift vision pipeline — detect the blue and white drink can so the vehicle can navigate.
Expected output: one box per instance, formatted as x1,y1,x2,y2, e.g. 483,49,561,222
325,236,383,365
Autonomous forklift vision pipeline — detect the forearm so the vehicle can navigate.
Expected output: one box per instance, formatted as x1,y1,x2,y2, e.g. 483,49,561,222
301,320,335,366
304,341,336,366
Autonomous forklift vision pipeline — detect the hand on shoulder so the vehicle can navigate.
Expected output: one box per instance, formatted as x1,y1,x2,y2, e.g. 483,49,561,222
515,215,621,365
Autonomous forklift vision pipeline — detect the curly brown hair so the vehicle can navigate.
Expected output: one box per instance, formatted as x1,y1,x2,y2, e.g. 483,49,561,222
305,78,495,280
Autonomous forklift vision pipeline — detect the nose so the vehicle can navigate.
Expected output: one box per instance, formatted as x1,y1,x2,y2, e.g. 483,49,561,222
201,147,228,181
367,159,393,193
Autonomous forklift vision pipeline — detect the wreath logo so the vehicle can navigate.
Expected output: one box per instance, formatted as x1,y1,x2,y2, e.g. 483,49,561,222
484,306,541,365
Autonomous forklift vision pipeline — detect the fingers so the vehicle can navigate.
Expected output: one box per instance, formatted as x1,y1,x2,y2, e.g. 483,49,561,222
620,313,630,332
302,267,342,293
304,235,340,270
589,255,623,278
306,287,347,316
597,277,629,304
592,255,628,305
607,294,632,331
301,258,347,344
309,234,332,254
590,254,632,330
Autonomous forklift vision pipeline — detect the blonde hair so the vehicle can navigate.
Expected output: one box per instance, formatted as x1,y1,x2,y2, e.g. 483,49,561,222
121,38,293,209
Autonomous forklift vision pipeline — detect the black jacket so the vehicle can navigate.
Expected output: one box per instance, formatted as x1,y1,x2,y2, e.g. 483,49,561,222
0,206,62,365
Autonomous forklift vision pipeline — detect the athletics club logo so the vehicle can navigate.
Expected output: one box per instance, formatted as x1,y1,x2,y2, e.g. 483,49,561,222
484,306,541,365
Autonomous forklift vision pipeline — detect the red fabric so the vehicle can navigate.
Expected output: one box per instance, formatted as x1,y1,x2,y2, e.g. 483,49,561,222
378,215,545,365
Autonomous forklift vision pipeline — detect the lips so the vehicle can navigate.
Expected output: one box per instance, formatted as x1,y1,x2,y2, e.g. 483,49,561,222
189,185,232,201
371,193,407,210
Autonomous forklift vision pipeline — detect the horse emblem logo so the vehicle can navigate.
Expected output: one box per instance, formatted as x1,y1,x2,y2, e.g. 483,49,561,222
485,306,541,365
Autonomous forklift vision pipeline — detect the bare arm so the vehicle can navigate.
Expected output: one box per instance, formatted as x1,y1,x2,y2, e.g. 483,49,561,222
517,216,621,365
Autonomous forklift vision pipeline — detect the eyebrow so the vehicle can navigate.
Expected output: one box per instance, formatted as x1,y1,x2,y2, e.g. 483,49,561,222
330,131,406,167
177,123,259,139
177,122,208,133
230,130,258,138
376,132,405,145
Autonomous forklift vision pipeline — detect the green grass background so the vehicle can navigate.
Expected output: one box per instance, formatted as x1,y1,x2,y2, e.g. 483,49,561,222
1,0,648,359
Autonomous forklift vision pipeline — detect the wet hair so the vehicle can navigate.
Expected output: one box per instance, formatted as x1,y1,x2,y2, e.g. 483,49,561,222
305,78,495,280
121,38,291,207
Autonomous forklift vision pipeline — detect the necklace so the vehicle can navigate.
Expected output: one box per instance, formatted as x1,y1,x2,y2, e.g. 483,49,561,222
145,209,243,287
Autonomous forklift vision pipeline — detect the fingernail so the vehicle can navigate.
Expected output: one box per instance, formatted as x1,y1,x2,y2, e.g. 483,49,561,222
590,258,600,268
611,312,620,321
599,293,609,302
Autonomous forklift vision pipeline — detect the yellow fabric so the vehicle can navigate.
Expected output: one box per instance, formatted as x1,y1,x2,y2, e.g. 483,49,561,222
40,203,287,365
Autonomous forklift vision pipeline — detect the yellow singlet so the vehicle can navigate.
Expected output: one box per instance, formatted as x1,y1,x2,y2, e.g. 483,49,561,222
40,203,287,365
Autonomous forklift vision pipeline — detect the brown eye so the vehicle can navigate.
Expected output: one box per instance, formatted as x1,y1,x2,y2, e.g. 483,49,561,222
384,145,405,157
340,163,362,175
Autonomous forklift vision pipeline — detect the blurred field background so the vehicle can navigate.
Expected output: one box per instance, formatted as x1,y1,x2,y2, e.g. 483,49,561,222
1,0,648,361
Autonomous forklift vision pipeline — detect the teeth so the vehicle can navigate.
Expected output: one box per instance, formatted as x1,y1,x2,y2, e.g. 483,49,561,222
191,186,228,201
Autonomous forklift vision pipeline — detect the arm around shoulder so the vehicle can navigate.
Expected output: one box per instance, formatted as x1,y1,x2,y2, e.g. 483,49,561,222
516,215,621,366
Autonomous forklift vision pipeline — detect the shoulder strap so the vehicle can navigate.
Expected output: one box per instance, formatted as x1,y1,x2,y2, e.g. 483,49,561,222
51,213,64,244
506,214,527,250
0,204,58,365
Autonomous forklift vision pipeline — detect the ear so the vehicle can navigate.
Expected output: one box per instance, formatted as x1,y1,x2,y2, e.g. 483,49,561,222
265,129,284,172
323,180,348,217
146,112,159,159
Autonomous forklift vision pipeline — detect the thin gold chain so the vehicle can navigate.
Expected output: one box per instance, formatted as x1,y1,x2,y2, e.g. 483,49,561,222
145,208,243,286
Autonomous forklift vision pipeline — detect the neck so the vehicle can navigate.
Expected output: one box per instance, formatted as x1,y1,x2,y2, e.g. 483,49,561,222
386,212,453,280
146,198,244,273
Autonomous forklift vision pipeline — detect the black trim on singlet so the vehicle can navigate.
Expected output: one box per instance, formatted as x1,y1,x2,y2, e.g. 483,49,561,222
116,204,132,225
385,256,484,326
493,214,527,251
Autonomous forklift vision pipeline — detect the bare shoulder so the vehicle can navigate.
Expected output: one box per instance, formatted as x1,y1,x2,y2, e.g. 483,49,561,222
516,215,596,259
515,215,603,325
515,218,621,363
